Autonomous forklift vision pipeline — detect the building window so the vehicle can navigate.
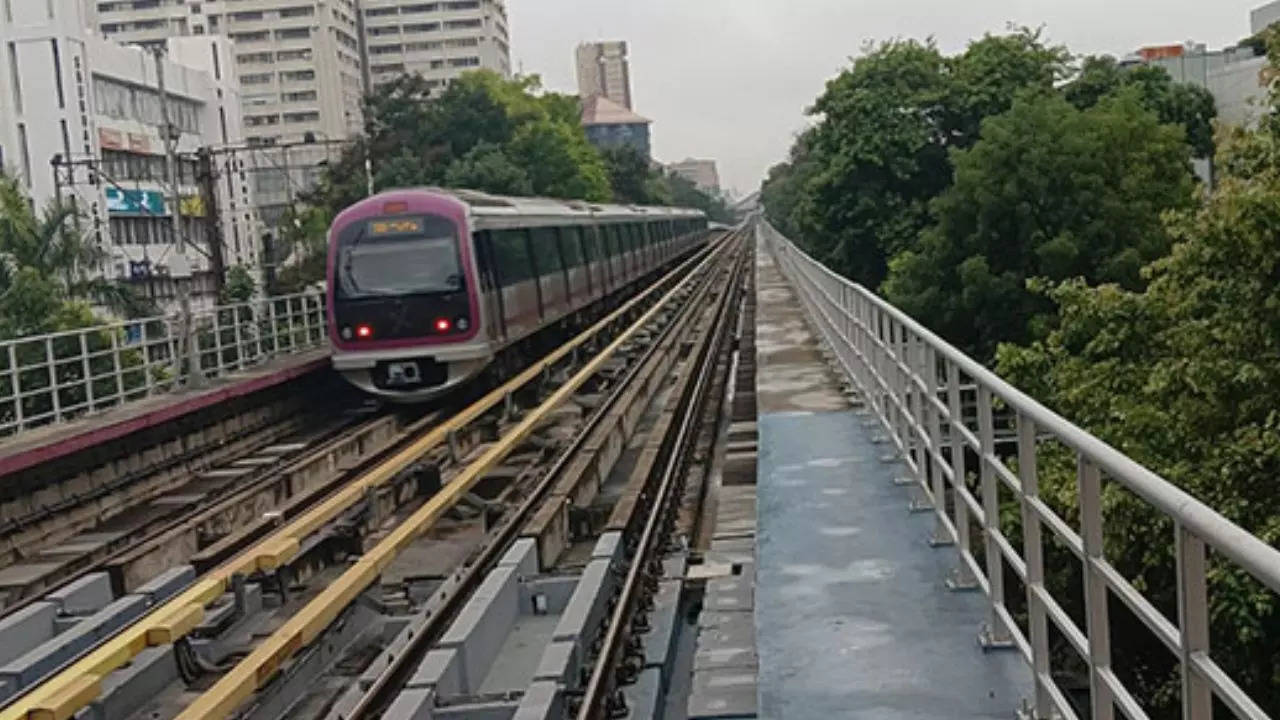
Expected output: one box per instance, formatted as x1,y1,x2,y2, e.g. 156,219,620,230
368,25,400,36
229,30,269,43
236,52,274,65
282,111,320,124
370,44,403,55
371,63,405,75
448,56,480,67
276,49,312,62
230,11,263,21
279,6,313,18
405,40,442,52
444,37,479,48
240,72,273,84
7,42,21,115
17,123,31,185
403,22,439,33
275,27,310,40
402,3,439,12
280,70,316,82
444,0,479,9
365,6,398,16
281,90,316,103
443,18,481,30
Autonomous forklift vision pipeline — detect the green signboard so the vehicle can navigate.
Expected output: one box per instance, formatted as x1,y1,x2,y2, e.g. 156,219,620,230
104,187,167,216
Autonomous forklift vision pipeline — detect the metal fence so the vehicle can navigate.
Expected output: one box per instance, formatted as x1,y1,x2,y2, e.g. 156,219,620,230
0,291,327,438
761,219,1280,720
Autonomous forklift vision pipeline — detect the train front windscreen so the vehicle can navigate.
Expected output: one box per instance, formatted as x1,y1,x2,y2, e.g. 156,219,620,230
332,214,474,345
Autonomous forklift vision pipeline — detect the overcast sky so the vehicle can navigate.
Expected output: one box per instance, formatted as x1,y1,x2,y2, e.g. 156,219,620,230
506,0,1263,197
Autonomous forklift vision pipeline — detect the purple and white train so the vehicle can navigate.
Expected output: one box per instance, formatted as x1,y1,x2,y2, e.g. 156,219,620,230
327,188,709,402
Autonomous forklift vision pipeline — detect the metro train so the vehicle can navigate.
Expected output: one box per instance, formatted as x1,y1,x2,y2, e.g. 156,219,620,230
327,188,710,402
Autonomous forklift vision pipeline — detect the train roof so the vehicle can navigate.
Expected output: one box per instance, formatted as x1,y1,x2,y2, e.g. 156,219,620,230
429,188,706,221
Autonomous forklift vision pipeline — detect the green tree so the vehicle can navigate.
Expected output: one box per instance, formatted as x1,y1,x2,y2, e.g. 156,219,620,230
884,91,1194,359
1064,56,1218,158
506,118,610,201
601,146,663,204
221,266,256,304
764,30,1067,287
0,175,146,319
444,142,534,196
996,143,1280,715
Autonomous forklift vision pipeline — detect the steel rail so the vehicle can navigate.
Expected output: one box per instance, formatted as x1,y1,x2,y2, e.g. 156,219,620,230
339,226,745,720
5,240,720,720
172,235,737,720
577,233,748,719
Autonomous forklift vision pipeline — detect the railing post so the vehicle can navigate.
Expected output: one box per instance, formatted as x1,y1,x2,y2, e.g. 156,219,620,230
1020,415,1052,716
977,385,1013,649
927,344,952,543
1176,524,1212,719
46,337,61,424
111,327,125,404
946,361,977,590
79,333,94,413
233,307,246,371
1079,456,1115,720
9,343,23,431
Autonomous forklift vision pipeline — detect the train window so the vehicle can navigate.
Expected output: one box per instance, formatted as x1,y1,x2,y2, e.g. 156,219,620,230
493,228,533,286
530,227,563,276
582,228,598,262
604,225,621,256
560,226,585,267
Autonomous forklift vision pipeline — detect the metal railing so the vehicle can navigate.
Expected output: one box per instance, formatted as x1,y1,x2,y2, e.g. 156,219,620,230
0,291,327,438
761,219,1280,720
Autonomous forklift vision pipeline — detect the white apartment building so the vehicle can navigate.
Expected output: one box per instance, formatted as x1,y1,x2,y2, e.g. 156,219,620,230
90,0,512,237
362,0,511,89
91,0,366,147
576,40,631,109
0,1,255,312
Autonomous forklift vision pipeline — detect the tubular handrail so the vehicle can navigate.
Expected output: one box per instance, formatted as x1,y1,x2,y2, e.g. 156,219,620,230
760,217,1280,720
0,291,327,439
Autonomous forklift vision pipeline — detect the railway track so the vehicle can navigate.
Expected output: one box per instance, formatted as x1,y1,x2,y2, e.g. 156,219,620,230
0,400,395,611
0,231,737,720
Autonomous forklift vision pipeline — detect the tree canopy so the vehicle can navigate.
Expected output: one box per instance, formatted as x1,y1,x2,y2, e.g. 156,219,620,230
762,30,1216,358
883,90,1195,359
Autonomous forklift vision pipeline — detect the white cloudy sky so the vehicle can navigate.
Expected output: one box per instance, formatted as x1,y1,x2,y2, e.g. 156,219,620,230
507,0,1263,197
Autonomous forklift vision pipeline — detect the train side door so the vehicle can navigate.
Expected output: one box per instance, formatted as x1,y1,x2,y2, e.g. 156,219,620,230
474,230,506,343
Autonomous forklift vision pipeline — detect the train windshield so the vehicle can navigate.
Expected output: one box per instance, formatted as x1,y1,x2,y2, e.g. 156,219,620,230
337,215,463,299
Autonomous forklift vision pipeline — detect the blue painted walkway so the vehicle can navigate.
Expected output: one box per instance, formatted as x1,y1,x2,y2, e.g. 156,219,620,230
754,249,1029,719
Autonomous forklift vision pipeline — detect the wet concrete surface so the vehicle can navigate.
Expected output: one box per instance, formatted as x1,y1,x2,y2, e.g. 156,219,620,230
753,247,1031,719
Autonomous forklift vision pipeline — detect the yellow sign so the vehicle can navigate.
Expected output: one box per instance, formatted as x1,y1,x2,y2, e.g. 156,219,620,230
369,218,423,235
180,195,206,218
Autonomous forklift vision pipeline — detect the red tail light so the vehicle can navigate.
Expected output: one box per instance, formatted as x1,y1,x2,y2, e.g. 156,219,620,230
356,324,373,339
434,318,452,333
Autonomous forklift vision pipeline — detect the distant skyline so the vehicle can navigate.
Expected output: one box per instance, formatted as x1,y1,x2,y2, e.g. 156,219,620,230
507,0,1264,196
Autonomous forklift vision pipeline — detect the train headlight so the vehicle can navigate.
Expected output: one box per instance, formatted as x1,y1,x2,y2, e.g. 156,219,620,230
356,324,373,339
434,318,452,333
456,317,470,331
341,326,353,340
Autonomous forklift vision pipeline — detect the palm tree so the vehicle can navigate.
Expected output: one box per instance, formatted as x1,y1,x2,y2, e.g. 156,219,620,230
0,174,151,324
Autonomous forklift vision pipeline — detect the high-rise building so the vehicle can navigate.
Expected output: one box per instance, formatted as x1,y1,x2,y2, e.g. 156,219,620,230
0,1,254,311
91,0,366,147
89,0,513,234
576,41,632,109
668,158,721,194
361,0,512,89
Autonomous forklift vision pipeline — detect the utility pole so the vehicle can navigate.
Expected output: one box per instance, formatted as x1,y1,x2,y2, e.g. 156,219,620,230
155,47,204,389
